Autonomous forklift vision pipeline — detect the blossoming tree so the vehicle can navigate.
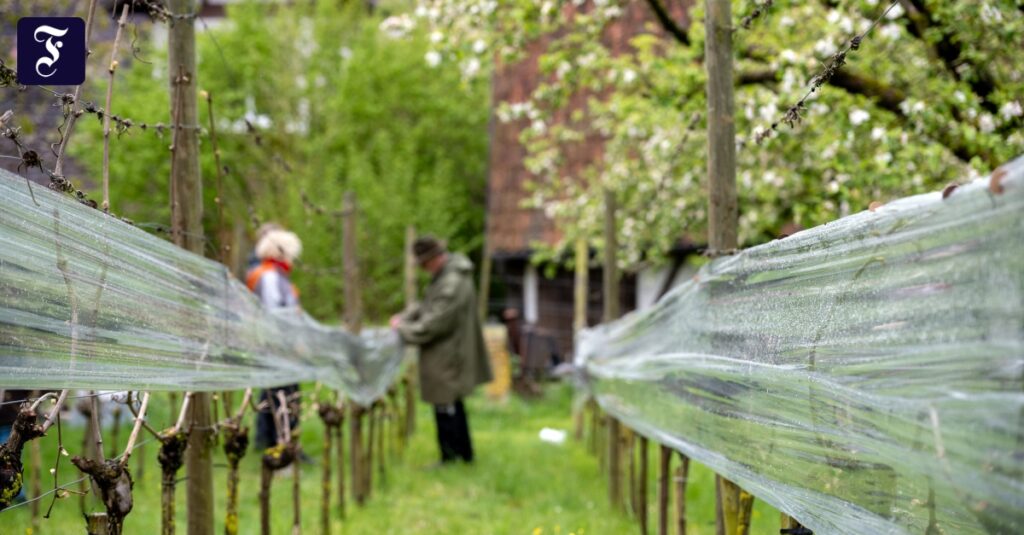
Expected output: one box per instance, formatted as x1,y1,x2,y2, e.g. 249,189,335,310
413,0,1024,266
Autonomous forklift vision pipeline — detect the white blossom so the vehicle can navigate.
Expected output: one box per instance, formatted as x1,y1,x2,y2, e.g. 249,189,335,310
425,50,442,67
472,39,488,54
978,114,996,133
462,57,481,78
1000,101,1022,120
379,15,415,38
879,24,901,40
849,109,870,126
980,3,1003,24
814,39,837,57
779,49,799,64
870,126,886,140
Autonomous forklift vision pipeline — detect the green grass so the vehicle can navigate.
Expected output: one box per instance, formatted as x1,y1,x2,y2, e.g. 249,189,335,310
3,385,781,534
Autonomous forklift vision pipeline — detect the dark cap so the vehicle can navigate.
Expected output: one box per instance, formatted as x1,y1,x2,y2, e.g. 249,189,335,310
413,235,447,264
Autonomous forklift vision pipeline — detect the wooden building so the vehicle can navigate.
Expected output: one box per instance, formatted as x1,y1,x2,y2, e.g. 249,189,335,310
484,0,697,363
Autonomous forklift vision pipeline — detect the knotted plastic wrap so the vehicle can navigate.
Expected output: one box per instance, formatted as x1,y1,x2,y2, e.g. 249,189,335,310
0,168,402,406
577,157,1024,534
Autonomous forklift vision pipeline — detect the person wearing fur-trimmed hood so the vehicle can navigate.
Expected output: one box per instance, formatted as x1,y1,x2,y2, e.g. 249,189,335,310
246,228,303,450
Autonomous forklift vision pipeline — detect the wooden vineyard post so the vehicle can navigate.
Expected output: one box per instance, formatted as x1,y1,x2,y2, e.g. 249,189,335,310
639,436,649,534
478,236,493,322
674,453,690,535
364,403,376,500
336,411,346,520
321,422,333,535
376,401,386,487
85,512,109,535
658,445,671,535
704,0,738,256
628,429,637,515
403,225,418,438
350,405,366,506
602,188,625,511
318,401,343,535
166,0,213,532
705,0,752,533
572,237,589,441
342,191,362,333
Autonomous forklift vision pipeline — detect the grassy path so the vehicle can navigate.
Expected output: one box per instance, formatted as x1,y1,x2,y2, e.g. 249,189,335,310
4,385,780,534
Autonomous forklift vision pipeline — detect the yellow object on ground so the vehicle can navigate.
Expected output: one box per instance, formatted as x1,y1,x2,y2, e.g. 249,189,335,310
483,324,511,401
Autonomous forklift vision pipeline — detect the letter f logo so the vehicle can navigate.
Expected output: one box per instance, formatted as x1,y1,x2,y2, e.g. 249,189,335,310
17,17,86,86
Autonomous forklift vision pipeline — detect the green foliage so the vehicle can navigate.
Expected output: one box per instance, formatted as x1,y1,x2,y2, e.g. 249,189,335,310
70,1,489,321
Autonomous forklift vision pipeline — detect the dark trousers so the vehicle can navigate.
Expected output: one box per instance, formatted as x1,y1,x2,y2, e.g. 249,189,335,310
434,399,474,463
255,384,299,450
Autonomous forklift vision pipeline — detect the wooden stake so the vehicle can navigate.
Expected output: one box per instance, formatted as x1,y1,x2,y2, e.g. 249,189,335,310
109,405,122,459
52,0,98,177
350,406,365,506
85,512,109,535
403,226,418,438
608,417,623,511
376,402,386,488
704,0,738,256
342,191,362,333
321,416,334,535
628,429,637,516
100,4,129,213
780,513,810,533
704,1,752,532
602,189,619,322
674,453,690,535
639,436,649,534
602,188,624,511
716,477,753,535
478,238,493,322
657,445,670,535
166,0,212,531
572,238,589,441
364,404,375,499
292,454,301,535
336,420,346,519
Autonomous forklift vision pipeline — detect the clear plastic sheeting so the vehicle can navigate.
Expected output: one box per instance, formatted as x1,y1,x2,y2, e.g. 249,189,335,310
577,157,1024,535
0,169,403,406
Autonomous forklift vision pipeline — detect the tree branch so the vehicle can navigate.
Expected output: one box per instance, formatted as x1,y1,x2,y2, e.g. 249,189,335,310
827,69,906,114
896,0,999,114
643,0,690,46
737,68,778,86
739,63,999,168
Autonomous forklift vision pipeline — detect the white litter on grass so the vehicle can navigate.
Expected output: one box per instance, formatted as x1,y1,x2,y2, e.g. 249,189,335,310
539,427,567,445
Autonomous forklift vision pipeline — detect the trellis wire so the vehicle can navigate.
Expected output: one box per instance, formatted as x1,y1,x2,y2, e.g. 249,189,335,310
753,0,899,144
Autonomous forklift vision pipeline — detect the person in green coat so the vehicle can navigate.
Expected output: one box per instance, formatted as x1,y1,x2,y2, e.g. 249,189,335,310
390,236,492,463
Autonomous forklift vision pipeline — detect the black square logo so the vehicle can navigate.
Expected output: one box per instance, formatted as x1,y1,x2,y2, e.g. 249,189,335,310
17,17,86,86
